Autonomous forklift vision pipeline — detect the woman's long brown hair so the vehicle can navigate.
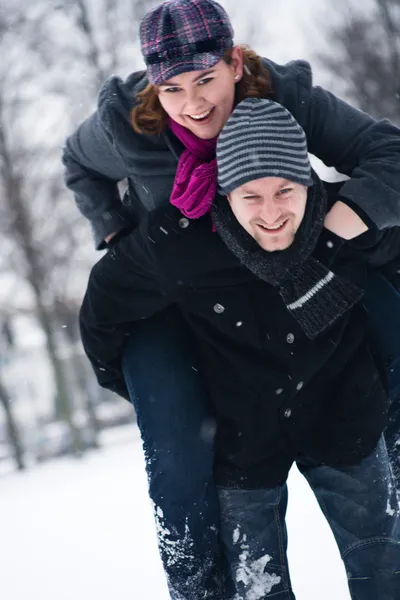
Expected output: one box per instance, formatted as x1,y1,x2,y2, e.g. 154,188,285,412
131,45,274,136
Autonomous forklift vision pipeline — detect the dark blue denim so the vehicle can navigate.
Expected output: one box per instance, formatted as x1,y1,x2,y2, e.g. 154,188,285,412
219,437,400,600
122,308,222,600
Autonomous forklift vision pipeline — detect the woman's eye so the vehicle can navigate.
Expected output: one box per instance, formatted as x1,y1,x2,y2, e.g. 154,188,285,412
198,77,213,86
164,87,180,93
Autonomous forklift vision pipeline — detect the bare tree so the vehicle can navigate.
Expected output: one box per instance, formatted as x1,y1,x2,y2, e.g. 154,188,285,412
0,377,25,471
0,321,25,471
0,8,87,455
0,0,154,459
316,0,400,122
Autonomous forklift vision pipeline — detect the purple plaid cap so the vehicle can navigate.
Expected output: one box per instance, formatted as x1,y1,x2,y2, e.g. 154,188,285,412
140,0,234,85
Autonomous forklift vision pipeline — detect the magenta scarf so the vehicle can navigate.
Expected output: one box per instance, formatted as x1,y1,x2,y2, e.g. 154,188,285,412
168,118,218,219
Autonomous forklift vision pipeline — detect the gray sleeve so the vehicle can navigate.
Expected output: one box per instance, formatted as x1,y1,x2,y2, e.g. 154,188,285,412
305,85,400,229
62,108,133,250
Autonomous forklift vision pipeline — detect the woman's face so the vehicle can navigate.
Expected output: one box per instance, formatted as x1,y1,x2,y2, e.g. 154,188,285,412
157,46,243,139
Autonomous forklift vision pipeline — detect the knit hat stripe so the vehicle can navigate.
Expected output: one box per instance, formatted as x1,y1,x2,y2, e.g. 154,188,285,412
217,128,306,144
218,166,313,190
219,159,312,178
217,149,310,168
223,110,293,126
220,112,303,131
217,135,308,151
218,118,305,133
233,102,284,116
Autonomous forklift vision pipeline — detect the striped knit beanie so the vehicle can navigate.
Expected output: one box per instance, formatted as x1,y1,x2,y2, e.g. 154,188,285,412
217,98,313,195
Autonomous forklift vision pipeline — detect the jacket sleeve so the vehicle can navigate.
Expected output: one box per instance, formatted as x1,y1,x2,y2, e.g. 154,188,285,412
267,59,400,229
62,77,136,250
79,228,170,399
345,227,400,267
323,180,400,268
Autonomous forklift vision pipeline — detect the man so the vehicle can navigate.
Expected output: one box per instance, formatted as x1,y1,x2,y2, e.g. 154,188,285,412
80,98,400,599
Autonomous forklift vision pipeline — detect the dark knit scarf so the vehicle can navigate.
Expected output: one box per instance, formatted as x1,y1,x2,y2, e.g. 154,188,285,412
211,171,363,339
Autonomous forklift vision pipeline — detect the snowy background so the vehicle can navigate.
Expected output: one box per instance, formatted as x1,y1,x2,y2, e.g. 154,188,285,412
1,424,350,600
1,0,399,598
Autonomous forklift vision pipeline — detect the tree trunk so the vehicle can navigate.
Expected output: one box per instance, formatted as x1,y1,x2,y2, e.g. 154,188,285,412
0,377,25,471
55,311,101,449
35,300,84,456
71,352,101,447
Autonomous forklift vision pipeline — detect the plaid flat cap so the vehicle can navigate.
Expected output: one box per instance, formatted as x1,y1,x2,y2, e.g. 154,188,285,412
140,0,234,85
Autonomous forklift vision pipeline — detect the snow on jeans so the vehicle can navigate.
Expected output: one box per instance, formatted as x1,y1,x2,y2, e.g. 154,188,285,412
219,436,400,600
122,308,222,600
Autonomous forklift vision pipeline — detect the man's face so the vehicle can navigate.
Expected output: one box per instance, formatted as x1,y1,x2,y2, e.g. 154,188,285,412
227,177,308,252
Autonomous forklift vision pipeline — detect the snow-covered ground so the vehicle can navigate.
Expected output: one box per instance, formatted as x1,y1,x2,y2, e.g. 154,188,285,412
1,424,350,600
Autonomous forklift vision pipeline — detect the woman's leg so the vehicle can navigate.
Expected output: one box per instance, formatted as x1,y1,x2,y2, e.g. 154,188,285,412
122,307,221,600
298,437,400,600
218,485,295,599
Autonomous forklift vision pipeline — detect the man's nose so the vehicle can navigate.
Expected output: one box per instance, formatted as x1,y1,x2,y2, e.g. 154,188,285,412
260,200,281,224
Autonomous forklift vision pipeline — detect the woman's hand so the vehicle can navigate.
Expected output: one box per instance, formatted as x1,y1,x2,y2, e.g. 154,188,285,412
324,201,368,240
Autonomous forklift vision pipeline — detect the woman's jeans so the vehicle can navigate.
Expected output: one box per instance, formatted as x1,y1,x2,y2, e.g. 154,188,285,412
123,308,221,600
123,303,400,600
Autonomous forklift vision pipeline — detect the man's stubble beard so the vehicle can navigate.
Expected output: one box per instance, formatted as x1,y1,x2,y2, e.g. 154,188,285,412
254,225,296,253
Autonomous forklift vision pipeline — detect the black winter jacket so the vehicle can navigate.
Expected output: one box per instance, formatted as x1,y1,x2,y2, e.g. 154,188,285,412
79,188,400,489
63,59,400,249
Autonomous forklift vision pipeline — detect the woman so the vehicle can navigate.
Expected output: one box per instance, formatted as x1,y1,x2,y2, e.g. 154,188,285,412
62,1,400,598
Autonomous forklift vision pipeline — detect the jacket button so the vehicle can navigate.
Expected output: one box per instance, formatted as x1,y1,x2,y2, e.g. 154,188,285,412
326,240,334,248
296,381,304,391
179,217,190,228
213,303,225,314
286,333,295,344
284,409,292,418
275,388,283,395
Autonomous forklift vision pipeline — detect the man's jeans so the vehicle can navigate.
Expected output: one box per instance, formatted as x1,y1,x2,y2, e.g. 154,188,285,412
122,304,400,600
219,437,400,600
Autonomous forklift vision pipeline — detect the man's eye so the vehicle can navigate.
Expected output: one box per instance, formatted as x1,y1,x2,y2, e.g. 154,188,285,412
278,188,292,195
243,196,260,203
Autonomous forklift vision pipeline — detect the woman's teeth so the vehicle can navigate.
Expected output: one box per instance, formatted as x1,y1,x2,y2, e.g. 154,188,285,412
188,109,212,120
